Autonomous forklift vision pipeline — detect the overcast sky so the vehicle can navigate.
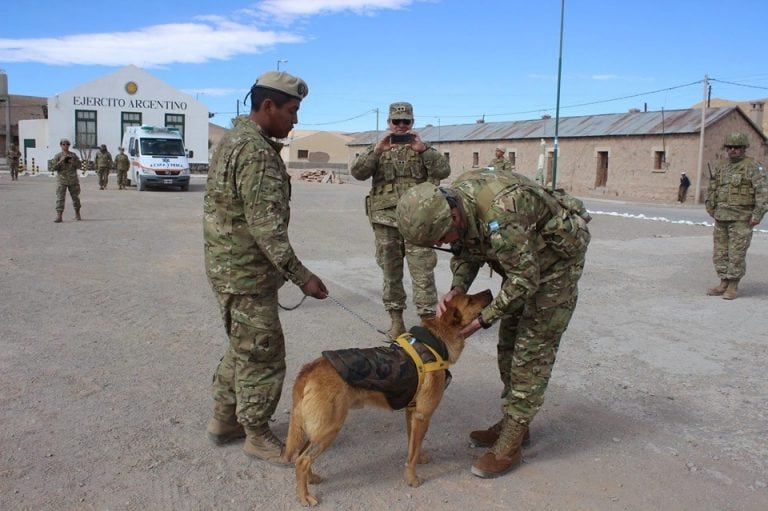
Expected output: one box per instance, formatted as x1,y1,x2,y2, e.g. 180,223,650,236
2,0,767,132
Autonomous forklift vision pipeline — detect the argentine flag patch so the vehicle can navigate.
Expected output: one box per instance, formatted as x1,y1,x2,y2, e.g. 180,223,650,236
488,220,500,233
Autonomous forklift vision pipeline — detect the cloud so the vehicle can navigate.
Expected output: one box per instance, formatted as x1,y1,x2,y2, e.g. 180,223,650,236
181,87,245,97
592,74,620,81
257,0,417,17
0,18,302,67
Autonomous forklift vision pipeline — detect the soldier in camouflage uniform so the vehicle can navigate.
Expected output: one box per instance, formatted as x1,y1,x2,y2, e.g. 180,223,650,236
6,143,21,180
396,169,591,479
705,132,767,300
52,139,82,223
114,146,130,190
94,144,113,190
350,102,451,339
203,71,328,465
487,145,513,171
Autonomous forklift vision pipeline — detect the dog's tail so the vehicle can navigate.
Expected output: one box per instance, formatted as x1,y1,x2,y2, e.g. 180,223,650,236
283,363,311,462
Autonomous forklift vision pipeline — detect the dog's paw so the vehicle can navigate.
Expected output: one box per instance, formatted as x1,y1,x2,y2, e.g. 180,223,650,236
299,493,319,507
417,451,431,464
406,473,423,487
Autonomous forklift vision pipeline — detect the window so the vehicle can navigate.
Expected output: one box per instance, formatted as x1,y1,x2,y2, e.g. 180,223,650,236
472,152,479,167
121,112,142,140
443,152,450,164
75,110,97,148
297,149,309,159
508,151,516,167
654,150,666,170
165,114,185,141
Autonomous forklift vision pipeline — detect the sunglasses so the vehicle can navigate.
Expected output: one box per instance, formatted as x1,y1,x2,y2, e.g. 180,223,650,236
391,119,412,126
724,145,742,149
60,143,70,146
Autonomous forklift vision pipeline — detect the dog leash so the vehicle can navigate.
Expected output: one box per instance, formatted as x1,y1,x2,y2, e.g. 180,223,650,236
327,295,389,336
278,295,307,311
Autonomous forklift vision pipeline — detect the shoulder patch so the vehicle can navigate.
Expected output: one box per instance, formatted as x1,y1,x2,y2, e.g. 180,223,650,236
488,219,500,232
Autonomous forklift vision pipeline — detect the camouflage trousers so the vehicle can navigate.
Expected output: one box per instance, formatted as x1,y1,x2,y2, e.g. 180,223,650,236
372,222,438,316
211,290,286,430
496,257,585,425
10,162,19,180
117,170,128,189
55,182,81,213
98,169,110,189
712,219,754,280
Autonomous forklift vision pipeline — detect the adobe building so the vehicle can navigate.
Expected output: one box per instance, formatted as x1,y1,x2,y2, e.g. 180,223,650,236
17,65,209,170
347,106,767,202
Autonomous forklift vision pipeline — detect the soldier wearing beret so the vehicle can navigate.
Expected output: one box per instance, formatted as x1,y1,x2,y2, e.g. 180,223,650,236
52,139,82,223
705,132,767,299
203,71,328,464
350,101,451,339
396,169,591,479
487,145,513,171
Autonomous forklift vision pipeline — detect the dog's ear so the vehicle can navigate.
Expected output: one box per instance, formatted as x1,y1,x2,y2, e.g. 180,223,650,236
445,303,463,326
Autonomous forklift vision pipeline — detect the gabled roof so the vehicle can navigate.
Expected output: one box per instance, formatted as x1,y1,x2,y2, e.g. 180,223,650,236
348,106,766,146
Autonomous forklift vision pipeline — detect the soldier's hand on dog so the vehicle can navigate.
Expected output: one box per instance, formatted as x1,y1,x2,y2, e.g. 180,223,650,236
437,287,465,317
301,274,328,299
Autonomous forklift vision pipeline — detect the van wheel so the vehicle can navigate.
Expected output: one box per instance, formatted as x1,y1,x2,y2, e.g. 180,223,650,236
137,178,146,191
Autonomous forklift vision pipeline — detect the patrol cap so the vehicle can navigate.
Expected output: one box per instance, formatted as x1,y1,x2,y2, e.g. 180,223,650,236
253,71,309,100
495,145,506,152
396,182,454,247
59,138,71,145
389,101,414,120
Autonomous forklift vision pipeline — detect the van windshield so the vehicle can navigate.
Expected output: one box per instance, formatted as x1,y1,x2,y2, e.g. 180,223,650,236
140,138,185,157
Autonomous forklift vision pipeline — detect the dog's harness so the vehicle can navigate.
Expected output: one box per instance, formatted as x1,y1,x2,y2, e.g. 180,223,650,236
322,326,451,410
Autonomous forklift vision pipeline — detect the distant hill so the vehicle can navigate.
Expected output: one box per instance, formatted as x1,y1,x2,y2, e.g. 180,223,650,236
692,97,767,135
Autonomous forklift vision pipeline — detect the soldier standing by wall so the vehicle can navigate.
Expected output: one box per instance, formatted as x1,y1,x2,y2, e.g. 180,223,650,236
350,101,451,338
52,139,82,223
396,169,591,479
95,144,113,190
114,146,130,190
203,71,328,464
487,145,513,171
6,143,21,180
677,171,691,203
705,132,767,299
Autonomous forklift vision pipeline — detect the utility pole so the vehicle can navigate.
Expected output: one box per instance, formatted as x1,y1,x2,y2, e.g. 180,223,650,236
694,74,709,204
551,0,565,190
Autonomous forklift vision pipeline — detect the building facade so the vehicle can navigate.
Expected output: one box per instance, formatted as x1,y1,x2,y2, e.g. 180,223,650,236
18,65,209,171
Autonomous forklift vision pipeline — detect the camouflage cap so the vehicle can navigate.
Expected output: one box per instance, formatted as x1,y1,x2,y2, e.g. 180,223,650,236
389,101,414,120
724,132,749,148
254,71,309,100
59,138,71,145
396,183,453,247
495,145,506,152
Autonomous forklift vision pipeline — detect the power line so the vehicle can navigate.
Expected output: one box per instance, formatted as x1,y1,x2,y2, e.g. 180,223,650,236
710,78,768,91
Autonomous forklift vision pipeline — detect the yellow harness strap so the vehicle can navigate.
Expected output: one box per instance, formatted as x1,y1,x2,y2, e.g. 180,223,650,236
395,333,450,401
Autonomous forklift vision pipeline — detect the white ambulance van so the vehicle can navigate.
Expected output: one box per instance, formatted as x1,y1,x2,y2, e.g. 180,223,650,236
122,125,192,191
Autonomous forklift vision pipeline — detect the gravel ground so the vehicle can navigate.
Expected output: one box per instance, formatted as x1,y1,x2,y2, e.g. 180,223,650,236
1,173,766,511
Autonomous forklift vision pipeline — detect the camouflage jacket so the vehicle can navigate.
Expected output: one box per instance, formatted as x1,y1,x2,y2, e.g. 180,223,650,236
114,153,130,171
705,156,767,222
6,148,20,163
449,170,590,326
487,157,513,171
52,151,82,185
203,117,312,294
351,142,450,227
95,150,113,170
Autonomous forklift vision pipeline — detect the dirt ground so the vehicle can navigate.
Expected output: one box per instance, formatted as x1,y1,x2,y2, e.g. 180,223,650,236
1,173,766,511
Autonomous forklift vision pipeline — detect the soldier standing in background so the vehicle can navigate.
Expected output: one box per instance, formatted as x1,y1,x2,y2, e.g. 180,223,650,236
350,101,451,339
52,139,82,223
396,169,591,479
705,132,767,299
95,144,113,190
678,172,691,203
6,143,21,180
487,145,513,171
203,71,328,465
114,146,130,190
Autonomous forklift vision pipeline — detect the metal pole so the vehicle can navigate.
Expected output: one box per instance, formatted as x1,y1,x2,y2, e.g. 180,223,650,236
694,74,709,205
551,0,565,190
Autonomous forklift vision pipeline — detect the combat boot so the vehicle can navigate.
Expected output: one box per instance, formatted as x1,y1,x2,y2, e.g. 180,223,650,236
722,280,739,300
54,211,63,223
243,425,289,466
470,417,527,479
387,309,406,340
469,418,530,448
706,279,729,296
75,208,82,221
206,402,245,445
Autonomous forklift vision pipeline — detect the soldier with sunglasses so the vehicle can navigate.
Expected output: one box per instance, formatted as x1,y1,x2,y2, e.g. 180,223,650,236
351,102,451,339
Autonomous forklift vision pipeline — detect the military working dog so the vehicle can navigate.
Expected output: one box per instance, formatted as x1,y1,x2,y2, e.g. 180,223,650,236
282,289,493,506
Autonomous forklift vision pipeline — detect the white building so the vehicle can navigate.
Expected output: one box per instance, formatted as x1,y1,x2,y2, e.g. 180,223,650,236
19,65,208,169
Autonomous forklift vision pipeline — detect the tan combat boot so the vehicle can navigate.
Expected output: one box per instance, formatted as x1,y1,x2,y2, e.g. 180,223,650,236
243,425,289,466
469,418,530,448
206,402,245,445
470,417,527,478
54,211,63,223
387,309,406,340
706,279,729,296
75,208,82,221
722,280,739,300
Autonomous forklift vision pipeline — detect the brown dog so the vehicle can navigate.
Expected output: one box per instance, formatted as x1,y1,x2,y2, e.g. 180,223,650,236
283,289,493,506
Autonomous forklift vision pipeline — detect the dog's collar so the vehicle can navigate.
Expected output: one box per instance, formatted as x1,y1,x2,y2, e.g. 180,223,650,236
394,330,450,402
409,325,449,361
